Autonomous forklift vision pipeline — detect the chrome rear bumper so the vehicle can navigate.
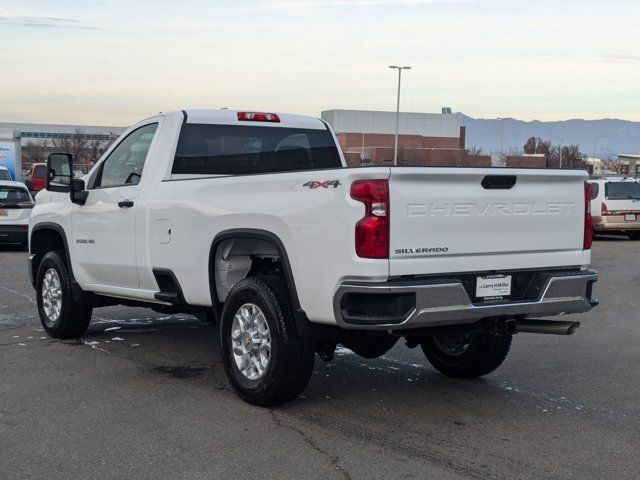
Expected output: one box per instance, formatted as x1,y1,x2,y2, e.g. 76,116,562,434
334,270,598,330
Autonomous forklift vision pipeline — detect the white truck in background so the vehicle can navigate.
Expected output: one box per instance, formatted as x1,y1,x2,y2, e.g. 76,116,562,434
28,109,598,406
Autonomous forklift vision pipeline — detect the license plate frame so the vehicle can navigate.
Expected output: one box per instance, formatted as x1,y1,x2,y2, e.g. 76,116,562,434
624,213,637,221
476,274,512,300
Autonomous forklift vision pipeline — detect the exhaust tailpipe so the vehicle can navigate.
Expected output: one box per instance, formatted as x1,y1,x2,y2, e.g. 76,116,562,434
516,319,580,335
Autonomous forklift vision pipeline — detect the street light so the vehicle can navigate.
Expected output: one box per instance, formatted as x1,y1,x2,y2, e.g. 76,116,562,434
593,135,605,161
389,65,411,166
559,138,564,168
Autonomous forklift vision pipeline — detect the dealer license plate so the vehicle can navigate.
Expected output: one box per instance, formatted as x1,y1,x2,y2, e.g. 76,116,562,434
0,210,7,217
624,214,637,221
476,275,512,299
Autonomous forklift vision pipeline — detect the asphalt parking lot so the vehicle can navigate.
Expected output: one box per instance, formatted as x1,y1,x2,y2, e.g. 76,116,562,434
1,238,639,480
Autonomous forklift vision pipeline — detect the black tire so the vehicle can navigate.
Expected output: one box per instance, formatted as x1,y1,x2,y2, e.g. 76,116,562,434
36,251,93,339
220,276,315,407
421,332,512,379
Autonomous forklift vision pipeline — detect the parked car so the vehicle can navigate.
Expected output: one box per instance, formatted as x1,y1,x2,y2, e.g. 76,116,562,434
0,180,34,245
28,109,598,406
0,165,12,181
29,163,47,193
589,176,640,239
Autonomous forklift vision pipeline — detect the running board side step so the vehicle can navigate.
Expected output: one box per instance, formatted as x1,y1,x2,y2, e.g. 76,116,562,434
152,268,186,306
153,292,180,304
516,319,580,335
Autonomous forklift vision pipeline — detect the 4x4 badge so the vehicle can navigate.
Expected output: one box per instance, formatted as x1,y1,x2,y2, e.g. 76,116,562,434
303,180,341,189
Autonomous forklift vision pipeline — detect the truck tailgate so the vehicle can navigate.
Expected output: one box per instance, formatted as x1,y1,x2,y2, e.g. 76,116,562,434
388,168,588,276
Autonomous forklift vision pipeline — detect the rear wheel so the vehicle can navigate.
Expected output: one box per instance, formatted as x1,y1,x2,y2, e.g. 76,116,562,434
36,251,92,339
421,332,512,378
220,276,315,406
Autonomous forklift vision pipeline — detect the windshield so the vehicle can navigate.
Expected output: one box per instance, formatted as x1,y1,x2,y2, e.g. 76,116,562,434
0,186,31,204
0,169,10,181
172,124,342,175
605,181,640,200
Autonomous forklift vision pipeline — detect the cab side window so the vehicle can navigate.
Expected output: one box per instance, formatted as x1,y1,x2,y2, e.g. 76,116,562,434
590,182,599,199
94,123,158,188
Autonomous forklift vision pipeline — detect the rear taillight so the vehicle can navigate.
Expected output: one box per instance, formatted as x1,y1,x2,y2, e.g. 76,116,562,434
601,202,609,215
584,182,593,250
237,112,280,122
351,180,389,259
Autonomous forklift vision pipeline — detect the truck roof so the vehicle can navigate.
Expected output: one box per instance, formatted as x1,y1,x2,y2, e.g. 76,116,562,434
179,109,327,130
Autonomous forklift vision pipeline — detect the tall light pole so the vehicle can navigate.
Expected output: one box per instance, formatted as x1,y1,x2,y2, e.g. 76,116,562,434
593,135,605,161
389,65,411,166
559,138,564,168
497,117,505,156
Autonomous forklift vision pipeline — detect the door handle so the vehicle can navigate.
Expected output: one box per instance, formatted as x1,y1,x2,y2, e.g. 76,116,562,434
118,200,134,208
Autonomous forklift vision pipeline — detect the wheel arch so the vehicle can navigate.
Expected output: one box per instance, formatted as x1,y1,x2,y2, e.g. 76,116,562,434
30,223,76,288
209,229,311,336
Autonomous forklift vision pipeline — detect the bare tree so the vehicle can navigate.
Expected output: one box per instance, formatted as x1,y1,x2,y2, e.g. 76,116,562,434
23,139,52,166
461,146,490,167
523,137,586,168
52,129,89,163
467,145,483,157
523,137,537,154
561,145,586,168
107,132,119,148
87,137,107,165
602,157,621,174
499,147,524,163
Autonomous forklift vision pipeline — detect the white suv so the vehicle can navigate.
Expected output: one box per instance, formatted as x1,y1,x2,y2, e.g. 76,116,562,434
0,180,34,245
589,177,640,240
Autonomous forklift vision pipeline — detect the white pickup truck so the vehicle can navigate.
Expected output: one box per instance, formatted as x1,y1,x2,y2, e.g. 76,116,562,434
29,109,598,406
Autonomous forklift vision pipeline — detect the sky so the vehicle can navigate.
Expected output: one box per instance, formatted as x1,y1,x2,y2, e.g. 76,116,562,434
1,0,639,126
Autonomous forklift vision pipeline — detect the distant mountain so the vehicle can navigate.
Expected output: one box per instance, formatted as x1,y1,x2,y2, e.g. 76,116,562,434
458,114,640,158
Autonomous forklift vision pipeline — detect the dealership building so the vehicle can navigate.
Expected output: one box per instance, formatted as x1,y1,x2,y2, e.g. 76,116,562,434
320,109,487,167
617,154,640,177
0,122,126,180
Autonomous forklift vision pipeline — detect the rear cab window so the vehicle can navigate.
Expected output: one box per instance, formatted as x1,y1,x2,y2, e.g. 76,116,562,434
589,182,599,199
605,181,640,200
172,124,342,176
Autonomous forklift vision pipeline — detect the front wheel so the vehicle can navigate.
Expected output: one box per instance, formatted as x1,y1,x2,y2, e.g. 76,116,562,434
220,276,315,406
421,332,512,379
36,251,93,339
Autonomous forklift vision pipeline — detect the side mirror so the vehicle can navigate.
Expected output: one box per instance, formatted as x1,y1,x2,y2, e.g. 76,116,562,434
23,179,34,192
46,153,73,192
70,178,88,206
